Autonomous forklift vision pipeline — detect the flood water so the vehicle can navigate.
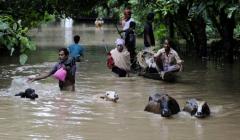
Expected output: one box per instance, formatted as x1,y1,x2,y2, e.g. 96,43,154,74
0,21,240,140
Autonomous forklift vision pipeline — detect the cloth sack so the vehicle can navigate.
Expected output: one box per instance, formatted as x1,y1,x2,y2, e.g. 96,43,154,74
53,67,67,81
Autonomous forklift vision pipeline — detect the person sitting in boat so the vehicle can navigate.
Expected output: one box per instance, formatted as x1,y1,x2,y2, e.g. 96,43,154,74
110,38,131,77
154,38,183,77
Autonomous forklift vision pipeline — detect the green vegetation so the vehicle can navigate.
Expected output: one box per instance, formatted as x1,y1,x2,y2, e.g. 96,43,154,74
0,15,36,64
0,0,240,63
96,0,240,62
0,0,98,64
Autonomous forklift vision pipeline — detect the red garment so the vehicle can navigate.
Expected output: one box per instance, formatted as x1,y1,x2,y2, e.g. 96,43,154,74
107,53,114,69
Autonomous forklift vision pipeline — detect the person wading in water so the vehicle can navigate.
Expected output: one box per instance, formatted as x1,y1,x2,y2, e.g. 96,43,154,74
29,48,76,91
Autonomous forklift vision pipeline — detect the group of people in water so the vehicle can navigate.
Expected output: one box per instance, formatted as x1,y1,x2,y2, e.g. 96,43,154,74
28,8,183,92
108,8,183,78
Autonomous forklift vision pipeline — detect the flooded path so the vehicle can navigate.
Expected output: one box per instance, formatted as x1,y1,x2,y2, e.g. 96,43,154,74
0,22,240,140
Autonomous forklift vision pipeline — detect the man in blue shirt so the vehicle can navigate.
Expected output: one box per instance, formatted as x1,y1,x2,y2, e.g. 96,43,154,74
68,35,84,62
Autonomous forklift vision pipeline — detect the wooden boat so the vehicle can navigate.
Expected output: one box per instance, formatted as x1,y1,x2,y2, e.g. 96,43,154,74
139,71,177,82
136,49,180,82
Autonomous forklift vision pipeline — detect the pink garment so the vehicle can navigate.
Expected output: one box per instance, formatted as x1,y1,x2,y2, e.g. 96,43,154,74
53,67,67,81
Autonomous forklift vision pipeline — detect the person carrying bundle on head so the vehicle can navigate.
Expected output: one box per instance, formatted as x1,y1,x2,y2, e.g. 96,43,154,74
107,38,131,77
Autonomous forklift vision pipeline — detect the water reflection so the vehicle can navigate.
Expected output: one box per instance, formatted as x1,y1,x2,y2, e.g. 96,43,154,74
194,121,204,140
28,20,140,48
61,18,73,47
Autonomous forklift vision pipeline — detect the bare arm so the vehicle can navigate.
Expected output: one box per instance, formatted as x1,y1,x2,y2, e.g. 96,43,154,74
174,52,183,64
174,51,184,71
28,72,52,82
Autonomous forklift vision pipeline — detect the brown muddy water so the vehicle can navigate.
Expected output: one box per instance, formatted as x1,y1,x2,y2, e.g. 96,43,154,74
0,20,240,140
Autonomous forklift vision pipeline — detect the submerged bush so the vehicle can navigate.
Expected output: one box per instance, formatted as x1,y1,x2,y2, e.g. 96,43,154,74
0,15,36,64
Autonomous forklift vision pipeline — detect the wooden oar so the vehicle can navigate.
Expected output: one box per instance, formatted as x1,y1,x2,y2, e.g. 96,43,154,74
114,23,123,38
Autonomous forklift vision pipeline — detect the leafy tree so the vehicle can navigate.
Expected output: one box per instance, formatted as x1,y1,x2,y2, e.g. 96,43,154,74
1,0,240,63
0,15,36,64
122,0,240,61
204,0,239,62
0,0,100,64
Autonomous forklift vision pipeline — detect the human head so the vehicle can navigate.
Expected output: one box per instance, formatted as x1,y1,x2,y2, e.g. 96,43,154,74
163,38,173,52
115,38,125,52
58,48,69,60
147,12,155,22
129,21,136,29
74,35,80,44
124,8,132,19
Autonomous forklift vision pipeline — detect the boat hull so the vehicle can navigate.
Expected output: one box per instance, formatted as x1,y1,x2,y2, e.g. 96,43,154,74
139,71,177,82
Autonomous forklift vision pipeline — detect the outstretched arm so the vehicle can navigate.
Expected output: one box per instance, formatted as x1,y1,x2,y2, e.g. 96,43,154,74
29,64,58,82
28,72,51,82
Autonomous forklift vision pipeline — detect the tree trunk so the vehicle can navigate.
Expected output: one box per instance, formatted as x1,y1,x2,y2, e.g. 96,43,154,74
190,16,207,58
173,6,194,55
175,21,194,55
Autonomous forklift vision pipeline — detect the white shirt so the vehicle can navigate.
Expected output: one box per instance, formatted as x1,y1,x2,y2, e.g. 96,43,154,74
122,18,134,30
110,48,131,71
